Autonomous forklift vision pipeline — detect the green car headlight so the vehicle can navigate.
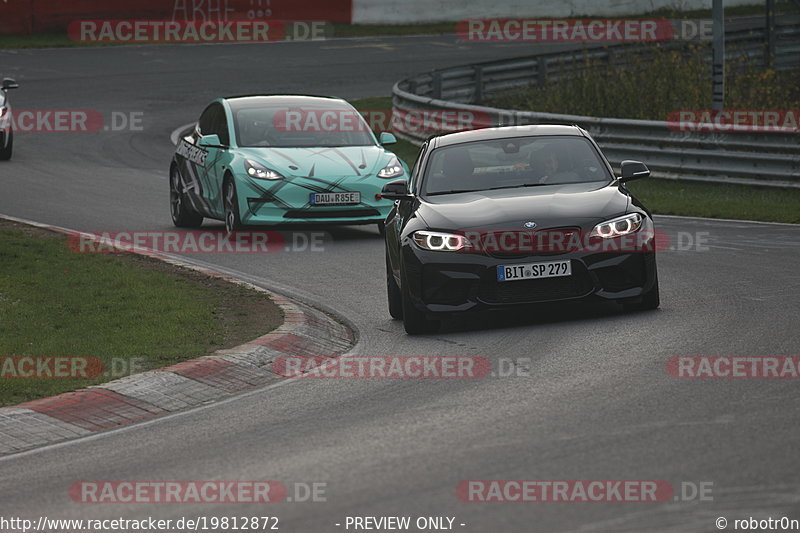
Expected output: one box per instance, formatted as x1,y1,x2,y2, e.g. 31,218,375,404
245,159,284,180
377,156,404,179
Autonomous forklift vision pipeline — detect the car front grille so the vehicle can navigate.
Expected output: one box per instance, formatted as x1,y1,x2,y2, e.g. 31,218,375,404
283,208,380,219
481,228,583,259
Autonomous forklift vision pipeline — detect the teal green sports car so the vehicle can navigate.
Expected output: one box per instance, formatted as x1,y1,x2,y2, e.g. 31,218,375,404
170,95,408,231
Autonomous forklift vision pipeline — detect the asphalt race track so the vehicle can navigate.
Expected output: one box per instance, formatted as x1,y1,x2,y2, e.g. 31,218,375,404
1,35,800,532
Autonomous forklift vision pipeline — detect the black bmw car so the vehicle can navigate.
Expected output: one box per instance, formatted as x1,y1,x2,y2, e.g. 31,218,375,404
382,125,659,334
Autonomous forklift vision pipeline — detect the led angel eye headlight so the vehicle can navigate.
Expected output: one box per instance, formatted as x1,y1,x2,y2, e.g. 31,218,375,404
590,213,644,238
412,231,470,251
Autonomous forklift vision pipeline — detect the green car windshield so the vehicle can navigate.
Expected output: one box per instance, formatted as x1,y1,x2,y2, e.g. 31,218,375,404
231,100,376,148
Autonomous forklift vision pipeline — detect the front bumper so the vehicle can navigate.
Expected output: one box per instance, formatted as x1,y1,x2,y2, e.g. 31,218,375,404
402,243,658,315
235,174,397,225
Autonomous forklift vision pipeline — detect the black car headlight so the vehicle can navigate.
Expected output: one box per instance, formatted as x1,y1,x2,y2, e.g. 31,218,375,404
245,159,284,180
377,156,404,179
412,231,471,252
590,213,644,238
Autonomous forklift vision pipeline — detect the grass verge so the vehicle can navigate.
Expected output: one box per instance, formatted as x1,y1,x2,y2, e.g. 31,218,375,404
350,96,800,224
626,179,800,224
0,219,283,406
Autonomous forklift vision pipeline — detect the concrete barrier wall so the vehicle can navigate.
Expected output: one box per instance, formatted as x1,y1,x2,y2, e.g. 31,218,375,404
1,0,33,34
0,0,764,35
352,0,761,24
0,0,351,35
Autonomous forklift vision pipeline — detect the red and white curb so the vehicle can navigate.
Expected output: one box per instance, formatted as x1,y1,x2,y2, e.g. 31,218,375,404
0,215,355,456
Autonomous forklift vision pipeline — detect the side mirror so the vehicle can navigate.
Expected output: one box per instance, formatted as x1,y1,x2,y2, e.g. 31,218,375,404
620,160,650,182
380,179,412,200
2,78,19,91
198,134,224,148
379,132,397,145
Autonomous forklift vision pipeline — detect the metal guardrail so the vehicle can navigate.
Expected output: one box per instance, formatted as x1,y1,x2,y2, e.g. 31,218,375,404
392,16,800,188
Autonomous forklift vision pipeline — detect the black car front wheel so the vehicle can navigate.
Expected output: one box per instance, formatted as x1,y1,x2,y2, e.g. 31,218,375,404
623,270,660,311
386,250,403,320
401,276,440,335
0,129,13,161
170,166,203,228
224,179,243,232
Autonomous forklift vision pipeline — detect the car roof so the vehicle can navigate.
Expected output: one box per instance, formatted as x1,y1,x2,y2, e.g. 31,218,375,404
222,94,349,108
430,124,586,148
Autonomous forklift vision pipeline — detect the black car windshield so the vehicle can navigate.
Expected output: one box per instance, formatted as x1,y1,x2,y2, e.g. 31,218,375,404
423,136,612,195
231,100,376,148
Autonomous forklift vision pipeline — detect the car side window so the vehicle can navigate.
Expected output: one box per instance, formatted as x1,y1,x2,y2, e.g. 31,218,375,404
197,104,216,137
409,142,427,194
212,104,230,146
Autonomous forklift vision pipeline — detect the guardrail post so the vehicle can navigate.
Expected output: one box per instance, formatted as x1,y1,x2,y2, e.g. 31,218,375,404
712,0,725,111
765,0,776,68
606,47,615,70
537,56,548,86
432,72,442,99
474,65,484,104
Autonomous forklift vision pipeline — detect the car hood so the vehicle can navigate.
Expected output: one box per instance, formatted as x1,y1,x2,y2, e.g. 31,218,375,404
236,145,392,178
417,182,631,231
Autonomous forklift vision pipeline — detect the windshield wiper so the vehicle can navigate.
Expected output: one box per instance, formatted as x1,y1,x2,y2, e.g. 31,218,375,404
427,189,483,196
485,183,546,191
427,183,553,196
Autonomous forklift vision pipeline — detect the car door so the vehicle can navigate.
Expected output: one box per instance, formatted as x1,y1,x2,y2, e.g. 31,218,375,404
197,103,230,219
387,142,427,277
174,103,218,217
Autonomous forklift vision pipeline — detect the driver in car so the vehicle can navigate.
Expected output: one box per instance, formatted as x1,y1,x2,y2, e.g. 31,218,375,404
531,147,577,184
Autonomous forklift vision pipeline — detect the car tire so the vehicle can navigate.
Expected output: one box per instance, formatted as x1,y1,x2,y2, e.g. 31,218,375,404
386,249,403,320
0,129,13,161
377,221,386,236
224,178,243,232
401,273,439,335
170,166,203,228
624,270,660,311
